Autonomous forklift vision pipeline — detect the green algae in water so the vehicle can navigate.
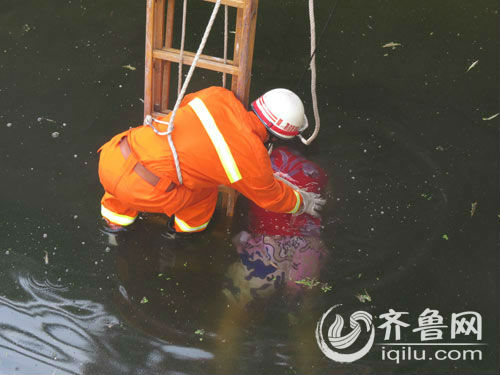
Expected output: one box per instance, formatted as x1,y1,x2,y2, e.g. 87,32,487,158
355,289,372,303
295,278,333,293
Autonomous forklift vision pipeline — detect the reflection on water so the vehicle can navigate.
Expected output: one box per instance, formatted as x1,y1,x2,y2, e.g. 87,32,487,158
0,261,117,374
0,254,219,374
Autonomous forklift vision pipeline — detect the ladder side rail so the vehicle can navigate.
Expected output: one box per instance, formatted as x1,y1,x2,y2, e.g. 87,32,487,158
231,0,258,106
161,0,176,112
144,0,155,117
153,0,167,112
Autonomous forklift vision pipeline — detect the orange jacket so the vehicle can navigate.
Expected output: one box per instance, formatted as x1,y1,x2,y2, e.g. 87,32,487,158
128,86,302,214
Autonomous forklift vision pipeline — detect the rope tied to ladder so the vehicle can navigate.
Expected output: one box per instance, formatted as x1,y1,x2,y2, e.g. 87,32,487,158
146,0,223,185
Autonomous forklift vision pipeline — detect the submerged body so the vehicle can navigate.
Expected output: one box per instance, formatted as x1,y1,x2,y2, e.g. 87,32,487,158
224,146,329,305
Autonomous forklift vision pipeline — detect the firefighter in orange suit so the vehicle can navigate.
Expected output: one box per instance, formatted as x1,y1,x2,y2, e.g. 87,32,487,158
98,86,325,235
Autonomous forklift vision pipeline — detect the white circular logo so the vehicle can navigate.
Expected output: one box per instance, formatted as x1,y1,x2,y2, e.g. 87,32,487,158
315,304,375,363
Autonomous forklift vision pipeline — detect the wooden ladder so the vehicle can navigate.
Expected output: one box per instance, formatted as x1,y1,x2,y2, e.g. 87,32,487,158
143,0,259,217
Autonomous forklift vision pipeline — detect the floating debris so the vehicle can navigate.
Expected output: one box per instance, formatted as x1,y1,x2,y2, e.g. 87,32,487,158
435,145,445,151
381,42,402,49
51,131,60,138
420,193,432,201
38,117,56,123
442,234,449,240
195,329,205,341
482,113,499,121
44,251,49,265
321,284,333,293
295,277,320,289
355,289,371,303
122,64,136,71
140,296,149,304
470,202,478,217
295,277,332,292
466,60,479,72
6,123,12,128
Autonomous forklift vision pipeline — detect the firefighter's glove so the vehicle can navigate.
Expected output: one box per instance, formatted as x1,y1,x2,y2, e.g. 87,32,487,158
297,190,326,218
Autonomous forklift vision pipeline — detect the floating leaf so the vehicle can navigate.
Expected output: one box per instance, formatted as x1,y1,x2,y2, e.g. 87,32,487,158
382,42,402,49
140,296,149,304
420,193,432,201
442,234,449,240
295,277,320,289
355,290,372,303
470,202,478,217
122,64,136,71
482,113,499,121
466,60,479,72
321,283,333,293
195,328,205,340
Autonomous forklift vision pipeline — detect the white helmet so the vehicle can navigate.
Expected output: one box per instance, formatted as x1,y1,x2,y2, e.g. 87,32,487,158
251,88,309,140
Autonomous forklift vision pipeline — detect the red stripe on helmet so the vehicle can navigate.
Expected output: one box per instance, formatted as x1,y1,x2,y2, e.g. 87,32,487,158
259,97,278,122
252,98,299,138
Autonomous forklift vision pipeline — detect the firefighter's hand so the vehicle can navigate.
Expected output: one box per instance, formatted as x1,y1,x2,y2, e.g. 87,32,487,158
297,190,326,218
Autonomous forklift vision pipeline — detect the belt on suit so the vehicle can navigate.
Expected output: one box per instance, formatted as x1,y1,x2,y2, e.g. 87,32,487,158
119,137,176,192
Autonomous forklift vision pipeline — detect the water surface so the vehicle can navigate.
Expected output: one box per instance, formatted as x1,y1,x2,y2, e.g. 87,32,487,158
0,0,498,373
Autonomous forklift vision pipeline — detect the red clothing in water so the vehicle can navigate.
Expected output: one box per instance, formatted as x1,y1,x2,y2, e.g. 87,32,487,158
249,146,328,236
98,87,302,232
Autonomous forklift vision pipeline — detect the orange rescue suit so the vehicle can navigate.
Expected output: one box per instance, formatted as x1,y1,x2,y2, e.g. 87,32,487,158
98,86,302,233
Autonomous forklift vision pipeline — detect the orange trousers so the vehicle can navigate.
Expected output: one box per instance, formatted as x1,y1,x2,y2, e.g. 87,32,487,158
98,132,217,233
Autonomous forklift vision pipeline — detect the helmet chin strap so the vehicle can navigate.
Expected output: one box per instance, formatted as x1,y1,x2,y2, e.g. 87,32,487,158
267,141,274,155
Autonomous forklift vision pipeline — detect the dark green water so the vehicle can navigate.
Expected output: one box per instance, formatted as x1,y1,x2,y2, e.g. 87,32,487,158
0,0,498,374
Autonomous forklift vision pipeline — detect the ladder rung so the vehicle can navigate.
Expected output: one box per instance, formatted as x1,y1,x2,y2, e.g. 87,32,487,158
152,110,171,119
203,0,245,8
153,48,239,75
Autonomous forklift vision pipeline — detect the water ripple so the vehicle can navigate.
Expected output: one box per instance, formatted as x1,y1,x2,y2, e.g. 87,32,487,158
0,267,118,374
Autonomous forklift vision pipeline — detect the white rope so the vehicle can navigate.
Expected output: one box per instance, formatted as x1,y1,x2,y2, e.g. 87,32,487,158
222,4,228,88
146,0,222,185
299,0,321,146
178,0,188,95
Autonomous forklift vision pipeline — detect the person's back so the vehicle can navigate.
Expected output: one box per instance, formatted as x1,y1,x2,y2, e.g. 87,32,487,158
128,87,270,191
